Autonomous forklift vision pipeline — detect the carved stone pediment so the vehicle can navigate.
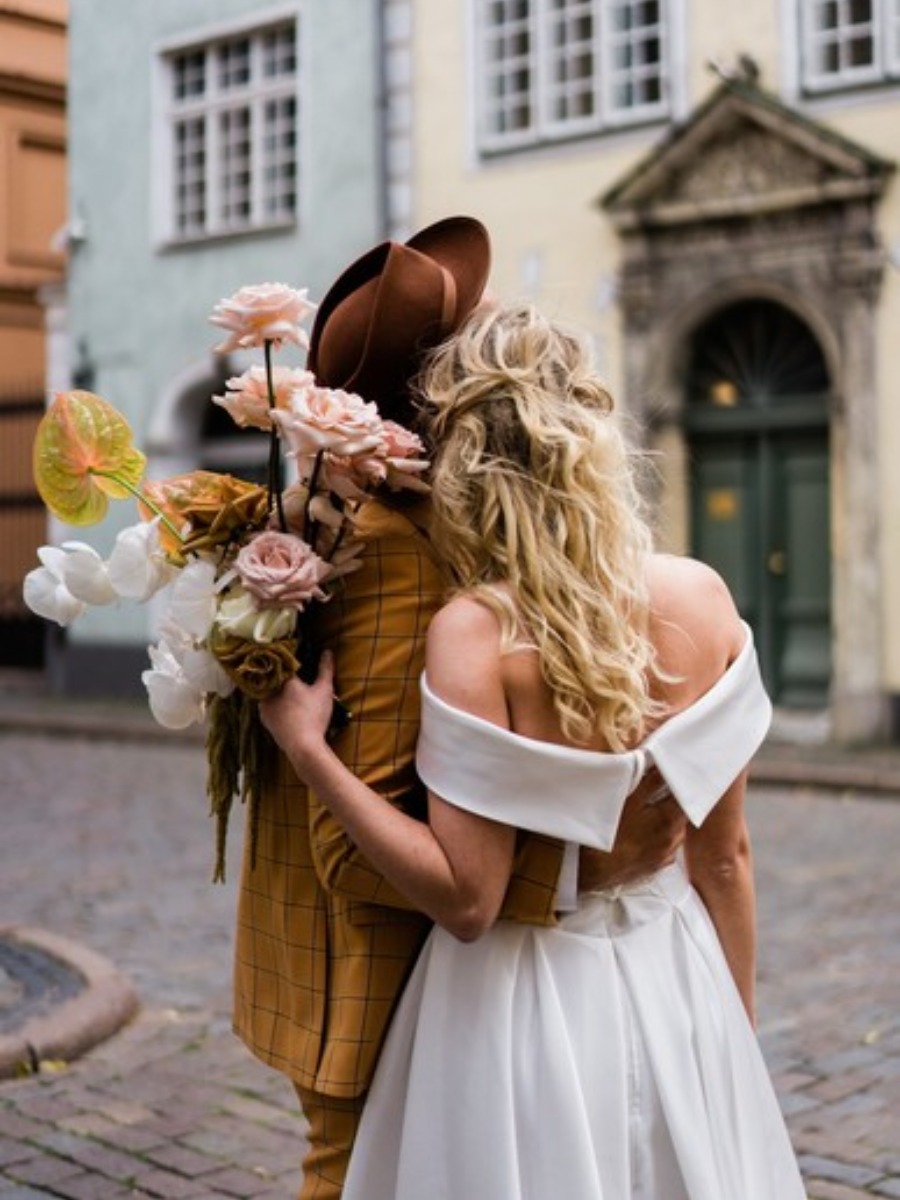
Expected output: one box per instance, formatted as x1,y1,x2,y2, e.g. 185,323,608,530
602,79,894,230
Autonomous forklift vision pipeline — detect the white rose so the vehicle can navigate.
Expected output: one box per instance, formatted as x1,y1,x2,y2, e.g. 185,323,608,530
215,586,296,643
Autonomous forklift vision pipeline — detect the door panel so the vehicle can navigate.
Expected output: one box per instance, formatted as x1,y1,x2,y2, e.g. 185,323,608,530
772,434,831,707
689,430,830,707
691,438,759,623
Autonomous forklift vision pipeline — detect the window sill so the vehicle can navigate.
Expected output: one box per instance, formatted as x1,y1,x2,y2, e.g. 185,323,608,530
156,218,297,253
477,114,671,163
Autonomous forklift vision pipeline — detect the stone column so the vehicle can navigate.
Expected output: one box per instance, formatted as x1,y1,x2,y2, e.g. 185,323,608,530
829,240,889,741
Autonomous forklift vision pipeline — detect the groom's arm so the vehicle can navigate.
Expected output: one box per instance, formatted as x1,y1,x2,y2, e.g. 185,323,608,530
500,771,687,927
307,506,444,910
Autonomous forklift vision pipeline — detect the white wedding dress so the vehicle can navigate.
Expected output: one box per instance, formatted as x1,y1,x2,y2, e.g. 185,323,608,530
341,625,807,1200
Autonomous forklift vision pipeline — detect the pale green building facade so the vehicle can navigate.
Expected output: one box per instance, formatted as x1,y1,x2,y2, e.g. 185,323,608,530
51,0,399,693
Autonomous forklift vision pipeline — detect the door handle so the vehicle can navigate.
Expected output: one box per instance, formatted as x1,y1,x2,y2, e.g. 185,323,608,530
767,550,787,576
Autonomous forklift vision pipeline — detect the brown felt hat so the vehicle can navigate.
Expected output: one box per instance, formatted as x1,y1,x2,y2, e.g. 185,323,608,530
307,216,491,421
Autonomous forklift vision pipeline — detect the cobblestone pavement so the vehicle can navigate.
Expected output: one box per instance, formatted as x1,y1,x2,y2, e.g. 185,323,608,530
0,727,898,1198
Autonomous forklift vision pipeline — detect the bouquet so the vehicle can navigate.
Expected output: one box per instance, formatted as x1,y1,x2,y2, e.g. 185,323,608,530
23,283,430,880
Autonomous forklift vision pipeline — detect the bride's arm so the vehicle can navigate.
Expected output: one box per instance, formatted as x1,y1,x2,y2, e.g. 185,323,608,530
259,605,517,942
683,772,757,1023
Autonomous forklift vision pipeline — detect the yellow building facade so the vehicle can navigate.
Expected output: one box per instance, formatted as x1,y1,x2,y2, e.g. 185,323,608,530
410,0,900,744
0,0,67,663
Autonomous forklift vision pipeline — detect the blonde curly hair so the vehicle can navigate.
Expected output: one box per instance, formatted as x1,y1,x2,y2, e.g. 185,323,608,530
420,303,661,750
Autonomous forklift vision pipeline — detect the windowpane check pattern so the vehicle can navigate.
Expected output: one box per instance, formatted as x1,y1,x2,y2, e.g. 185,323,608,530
801,0,900,90
165,19,298,241
476,0,670,153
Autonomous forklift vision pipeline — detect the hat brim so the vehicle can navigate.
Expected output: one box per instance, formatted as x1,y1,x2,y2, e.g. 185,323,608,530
307,216,491,386
405,216,491,328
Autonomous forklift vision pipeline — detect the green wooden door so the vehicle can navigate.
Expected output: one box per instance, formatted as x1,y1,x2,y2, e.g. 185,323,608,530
685,301,832,708
691,428,830,705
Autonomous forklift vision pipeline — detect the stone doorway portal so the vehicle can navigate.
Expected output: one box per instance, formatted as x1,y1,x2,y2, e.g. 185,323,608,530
600,72,894,740
685,299,831,708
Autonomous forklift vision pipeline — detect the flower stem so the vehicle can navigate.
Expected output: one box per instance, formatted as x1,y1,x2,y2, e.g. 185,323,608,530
264,340,286,531
89,469,184,542
303,450,323,547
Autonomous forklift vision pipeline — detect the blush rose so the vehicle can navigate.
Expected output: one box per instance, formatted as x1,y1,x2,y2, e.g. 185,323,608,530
272,385,385,465
234,530,331,608
209,282,317,353
213,365,316,431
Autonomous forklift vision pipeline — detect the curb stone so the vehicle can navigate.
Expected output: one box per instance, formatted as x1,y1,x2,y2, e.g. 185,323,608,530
0,926,139,1079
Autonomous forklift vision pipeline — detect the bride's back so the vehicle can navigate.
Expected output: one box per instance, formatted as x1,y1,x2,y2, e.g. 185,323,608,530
498,552,745,757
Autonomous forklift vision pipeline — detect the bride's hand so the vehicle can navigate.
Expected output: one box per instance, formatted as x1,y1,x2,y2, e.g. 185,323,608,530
259,651,336,758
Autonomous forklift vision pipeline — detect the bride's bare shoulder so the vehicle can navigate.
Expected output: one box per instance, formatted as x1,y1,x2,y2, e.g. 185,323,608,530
647,554,745,668
428,592,503,643
648,553,735,605
425,594,508,724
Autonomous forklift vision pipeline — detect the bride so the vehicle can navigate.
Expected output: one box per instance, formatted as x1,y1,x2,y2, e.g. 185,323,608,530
260,303,807,1199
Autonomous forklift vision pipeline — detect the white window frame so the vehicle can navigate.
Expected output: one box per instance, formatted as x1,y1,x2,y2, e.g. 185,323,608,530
800,0,900,92
474,0,672,155
154,7,301,246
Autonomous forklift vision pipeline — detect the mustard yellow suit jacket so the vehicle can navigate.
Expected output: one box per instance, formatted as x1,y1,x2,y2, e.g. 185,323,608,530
233,498,566,1099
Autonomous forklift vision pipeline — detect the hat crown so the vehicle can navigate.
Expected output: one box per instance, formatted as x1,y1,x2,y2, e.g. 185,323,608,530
308,217,490,422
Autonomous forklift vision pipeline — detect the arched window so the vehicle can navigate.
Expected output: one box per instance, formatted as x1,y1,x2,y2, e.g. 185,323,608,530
196,363,269,485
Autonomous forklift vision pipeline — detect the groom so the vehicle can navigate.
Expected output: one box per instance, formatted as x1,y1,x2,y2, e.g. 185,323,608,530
232,217,686,1200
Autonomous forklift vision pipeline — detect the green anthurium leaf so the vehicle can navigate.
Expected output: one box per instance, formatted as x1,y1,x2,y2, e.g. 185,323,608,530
33,390,147,525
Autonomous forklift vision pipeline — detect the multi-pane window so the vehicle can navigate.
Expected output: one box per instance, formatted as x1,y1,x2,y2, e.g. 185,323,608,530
164,20,298,241
800,0,900,90
476,0,669,153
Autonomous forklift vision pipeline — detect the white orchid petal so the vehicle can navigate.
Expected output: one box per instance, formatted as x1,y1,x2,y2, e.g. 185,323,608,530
23,567,86,625
141,668,205,729
147,641,178,673
181,646,234,697
60,545,118,605
108,522,176,600
169,558,219,640
36,545,68,577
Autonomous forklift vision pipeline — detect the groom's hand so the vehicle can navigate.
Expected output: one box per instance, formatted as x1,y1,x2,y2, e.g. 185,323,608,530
577,768,686,893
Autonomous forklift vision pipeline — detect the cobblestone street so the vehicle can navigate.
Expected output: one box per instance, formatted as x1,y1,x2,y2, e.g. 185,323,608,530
0,724,898,1198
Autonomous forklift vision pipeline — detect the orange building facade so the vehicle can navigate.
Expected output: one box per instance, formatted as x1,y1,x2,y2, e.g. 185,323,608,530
0,0,67,664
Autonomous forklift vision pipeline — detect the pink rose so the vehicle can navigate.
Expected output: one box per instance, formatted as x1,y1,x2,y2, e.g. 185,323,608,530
278,482,312,536
209,283,317,353
313,420,430,499
212,365,315,431
318,452,387,501
234,530,331,608
381,420,431,492
381,420,425,460
272,386,385,468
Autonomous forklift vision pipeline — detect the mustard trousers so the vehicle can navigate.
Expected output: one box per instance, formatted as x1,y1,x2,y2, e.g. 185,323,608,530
294,1084,367,1200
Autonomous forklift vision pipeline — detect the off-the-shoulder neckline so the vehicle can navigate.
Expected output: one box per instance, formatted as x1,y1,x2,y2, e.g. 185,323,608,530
421,621,754,761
